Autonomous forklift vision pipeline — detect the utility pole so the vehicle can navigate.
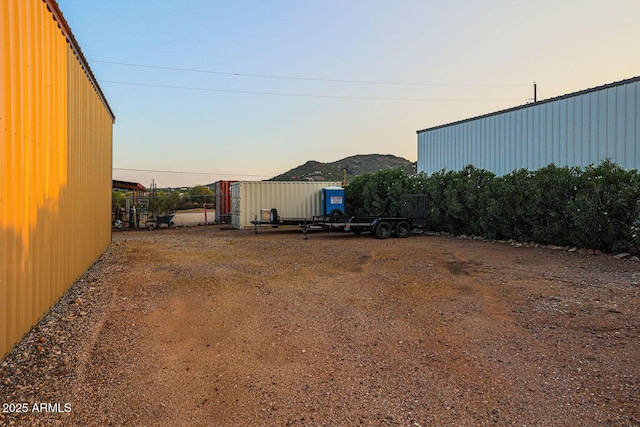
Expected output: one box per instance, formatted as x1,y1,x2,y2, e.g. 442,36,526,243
533,81,537,102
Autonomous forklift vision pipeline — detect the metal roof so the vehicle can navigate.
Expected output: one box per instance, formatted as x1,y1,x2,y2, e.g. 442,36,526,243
113,180,146,191
45,0,115,122
417,76,640,134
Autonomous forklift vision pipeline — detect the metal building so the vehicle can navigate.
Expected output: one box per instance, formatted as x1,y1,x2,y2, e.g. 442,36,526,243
1,0,115,360
417,76,640,176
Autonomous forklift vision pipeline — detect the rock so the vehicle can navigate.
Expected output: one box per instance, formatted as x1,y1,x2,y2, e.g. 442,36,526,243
613,253,631,259
630,256,640,262
568,247,577,252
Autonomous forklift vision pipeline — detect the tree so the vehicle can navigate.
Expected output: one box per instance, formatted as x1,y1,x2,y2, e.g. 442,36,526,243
186,185,215,207
148,190,181,217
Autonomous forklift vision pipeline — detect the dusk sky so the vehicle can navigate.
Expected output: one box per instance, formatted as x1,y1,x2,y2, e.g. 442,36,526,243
57,0,640,187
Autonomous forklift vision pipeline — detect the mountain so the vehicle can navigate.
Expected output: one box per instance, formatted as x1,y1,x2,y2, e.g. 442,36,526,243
269,154,417,182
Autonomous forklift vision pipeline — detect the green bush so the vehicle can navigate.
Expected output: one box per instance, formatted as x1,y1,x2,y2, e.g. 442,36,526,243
487,165,580,244
346,169,417,216
344,160,640,253
486,169,534,241
567,160,640,252
421,166,494,235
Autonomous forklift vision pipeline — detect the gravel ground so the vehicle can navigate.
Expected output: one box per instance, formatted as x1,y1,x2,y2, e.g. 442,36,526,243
1,225,639,426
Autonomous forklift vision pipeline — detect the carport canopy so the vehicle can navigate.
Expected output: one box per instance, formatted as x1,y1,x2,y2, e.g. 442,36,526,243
112,180,146,192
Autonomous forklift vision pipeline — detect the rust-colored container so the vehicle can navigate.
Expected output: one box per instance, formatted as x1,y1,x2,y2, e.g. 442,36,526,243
215,181,236,223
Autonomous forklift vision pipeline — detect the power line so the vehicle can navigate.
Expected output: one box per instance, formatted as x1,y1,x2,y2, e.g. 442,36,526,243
113,167,271,178
102,80,524,102
92,60,530,87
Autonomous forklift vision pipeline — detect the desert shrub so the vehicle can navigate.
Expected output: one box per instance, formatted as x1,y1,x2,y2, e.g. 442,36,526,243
148,191,182,216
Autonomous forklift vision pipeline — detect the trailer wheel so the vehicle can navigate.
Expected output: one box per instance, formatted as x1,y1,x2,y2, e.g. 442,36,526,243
270,208,278,224
375,221,392,239
395,221,411,238
329,209,343,222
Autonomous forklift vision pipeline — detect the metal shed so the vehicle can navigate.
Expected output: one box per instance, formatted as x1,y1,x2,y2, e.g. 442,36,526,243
231,181,341,229
1,0,114,360
417,76,640,176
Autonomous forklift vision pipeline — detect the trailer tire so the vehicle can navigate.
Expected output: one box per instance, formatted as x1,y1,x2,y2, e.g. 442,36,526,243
395,221,411,238
270,208,278,224
329,209,343,221
375,221,392,239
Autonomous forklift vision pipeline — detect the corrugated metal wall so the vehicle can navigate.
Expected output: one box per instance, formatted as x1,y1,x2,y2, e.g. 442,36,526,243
1,0,115,360
231,181,341,229
417,77,640,176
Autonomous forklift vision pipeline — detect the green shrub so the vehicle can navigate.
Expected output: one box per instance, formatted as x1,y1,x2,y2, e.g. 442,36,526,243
423,166,492,235
346,169,417,216
568,160,640,252
344,160,640,253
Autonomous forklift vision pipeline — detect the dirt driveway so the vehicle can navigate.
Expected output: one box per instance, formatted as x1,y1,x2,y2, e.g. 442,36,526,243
1,225,639,426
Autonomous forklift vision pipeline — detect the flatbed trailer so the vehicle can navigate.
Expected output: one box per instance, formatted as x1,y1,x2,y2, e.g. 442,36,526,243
300,214,423,239
251,194,429,239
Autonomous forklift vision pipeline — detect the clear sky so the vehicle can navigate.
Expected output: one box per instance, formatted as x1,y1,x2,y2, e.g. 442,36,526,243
56,0,640,188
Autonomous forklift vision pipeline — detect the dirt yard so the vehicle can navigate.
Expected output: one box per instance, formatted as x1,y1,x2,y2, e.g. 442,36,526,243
1,225,639,426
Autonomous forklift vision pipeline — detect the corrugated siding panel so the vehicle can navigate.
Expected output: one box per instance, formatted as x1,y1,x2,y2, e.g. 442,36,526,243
231,181,342,229
1,0,113,361
66,47,113,274
417,79,640,175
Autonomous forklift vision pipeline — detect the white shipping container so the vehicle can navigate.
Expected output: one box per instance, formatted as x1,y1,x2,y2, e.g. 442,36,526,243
231,181,342,229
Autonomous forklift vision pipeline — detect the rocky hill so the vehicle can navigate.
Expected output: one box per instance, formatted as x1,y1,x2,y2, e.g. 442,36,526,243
270,154,416,182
